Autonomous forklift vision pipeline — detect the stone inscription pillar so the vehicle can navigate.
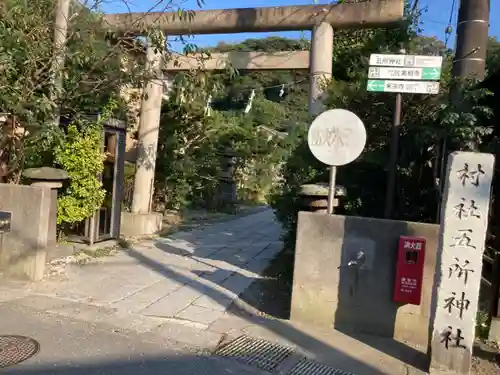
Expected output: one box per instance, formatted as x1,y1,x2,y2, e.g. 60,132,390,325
429,151,494,375
308,22,333,116
131,35,165,214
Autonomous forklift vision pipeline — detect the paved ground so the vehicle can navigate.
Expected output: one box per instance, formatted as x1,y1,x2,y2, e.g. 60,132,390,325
0,303,267,375
0,208,431,375
0,209,283,348
0,298,428,375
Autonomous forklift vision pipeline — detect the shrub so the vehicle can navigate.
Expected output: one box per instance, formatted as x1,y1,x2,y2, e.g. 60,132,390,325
55,104,117,227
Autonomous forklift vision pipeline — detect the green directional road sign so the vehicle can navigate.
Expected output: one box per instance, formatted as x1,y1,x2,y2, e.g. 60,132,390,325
367,80,385,92
422,67,441,80
369,54,443,68
366,80,440,94
368,67,441,81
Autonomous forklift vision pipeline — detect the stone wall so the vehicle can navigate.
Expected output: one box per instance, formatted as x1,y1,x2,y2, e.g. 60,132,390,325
0,184,53,280
291,212,439,348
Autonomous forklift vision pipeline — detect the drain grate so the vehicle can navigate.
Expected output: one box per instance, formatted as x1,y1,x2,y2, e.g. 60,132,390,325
0,335,40,368
215,335,294,372
287,358,355,375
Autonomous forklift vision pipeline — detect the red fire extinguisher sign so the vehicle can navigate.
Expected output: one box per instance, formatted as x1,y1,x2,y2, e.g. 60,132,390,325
393,236,426,305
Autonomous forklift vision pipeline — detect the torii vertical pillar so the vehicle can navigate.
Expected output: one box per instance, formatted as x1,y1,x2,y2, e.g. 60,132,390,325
308,22,333,116
121,36,164,237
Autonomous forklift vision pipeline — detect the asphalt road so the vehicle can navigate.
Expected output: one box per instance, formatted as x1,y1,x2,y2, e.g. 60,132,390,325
0,303,266,375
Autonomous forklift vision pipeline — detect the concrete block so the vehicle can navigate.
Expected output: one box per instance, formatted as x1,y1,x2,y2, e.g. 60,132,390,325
209,313,258,335
488,317,500,343
47,303,117,323
243,258,271,275
120,211,163,237
152,321,222,350
0,287,28,303
214,252,249,266
140,285,203,317
0,183,52,281
254,244,283,260
176,305,224,325
198,268,234,284
101,311,169,333
10,295,72,311
207,246,242,257
192,280,238,311
221,273,256,296
193,294,234,311
111,279,185,313
290,211,439,348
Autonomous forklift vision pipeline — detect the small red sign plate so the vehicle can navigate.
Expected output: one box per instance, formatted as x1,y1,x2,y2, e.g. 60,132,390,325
393,236,426,305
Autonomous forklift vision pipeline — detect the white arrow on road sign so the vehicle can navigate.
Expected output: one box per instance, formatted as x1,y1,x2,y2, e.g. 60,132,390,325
368,66,441,80
369,67,422,80
367,80,385,91
367,80,440,94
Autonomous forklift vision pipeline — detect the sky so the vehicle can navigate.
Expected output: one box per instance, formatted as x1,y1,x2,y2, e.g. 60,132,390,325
99,0,500,52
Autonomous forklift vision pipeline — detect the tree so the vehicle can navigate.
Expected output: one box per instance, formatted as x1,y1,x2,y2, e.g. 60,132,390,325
269,6,498,248
150,36,313,211
487,37,500,75
0,0,209,229
206,37,310,130
0,0,147,180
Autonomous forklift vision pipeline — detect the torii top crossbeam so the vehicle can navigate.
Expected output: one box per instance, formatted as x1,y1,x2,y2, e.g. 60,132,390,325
102,0,404,35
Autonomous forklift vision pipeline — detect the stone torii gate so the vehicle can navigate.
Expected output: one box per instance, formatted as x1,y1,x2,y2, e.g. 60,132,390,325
103,1,404,235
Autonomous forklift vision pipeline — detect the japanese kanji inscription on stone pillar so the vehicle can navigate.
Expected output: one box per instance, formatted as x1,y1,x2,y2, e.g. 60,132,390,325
429,151,495,375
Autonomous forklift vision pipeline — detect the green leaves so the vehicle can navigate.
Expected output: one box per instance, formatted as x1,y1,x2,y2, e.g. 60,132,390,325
53,102,117,226
54,109,110,225
154,83,294,210
269,23,500,247
1,0,141,128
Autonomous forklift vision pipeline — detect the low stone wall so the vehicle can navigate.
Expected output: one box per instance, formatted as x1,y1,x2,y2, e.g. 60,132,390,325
291,212,439,348
0,184,54,280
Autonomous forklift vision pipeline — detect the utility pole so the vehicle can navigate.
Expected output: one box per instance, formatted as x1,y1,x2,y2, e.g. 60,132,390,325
452,0,490,82
384,48,406,219
437,0,490,222
50,0,71,127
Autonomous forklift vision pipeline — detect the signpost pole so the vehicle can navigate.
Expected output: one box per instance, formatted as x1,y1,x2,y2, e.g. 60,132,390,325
383,47,406,219
367,51,443,218
327,166,337,214
384,91,402,219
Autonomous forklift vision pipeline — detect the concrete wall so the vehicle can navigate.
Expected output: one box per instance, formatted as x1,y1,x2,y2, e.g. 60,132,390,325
291,212,439,348
0,184,53,280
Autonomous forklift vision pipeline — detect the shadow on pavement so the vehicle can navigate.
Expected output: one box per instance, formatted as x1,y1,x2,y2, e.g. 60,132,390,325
228,247,294,319
3,354,267,375
2,209,424,375
122,246,423,375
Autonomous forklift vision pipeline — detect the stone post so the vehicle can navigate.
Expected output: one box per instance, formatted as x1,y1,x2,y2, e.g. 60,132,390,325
299,183,346,213
428,151,494,375
308,22,333,116
22,167,69,248
131,34,165,214
217,147,237,210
